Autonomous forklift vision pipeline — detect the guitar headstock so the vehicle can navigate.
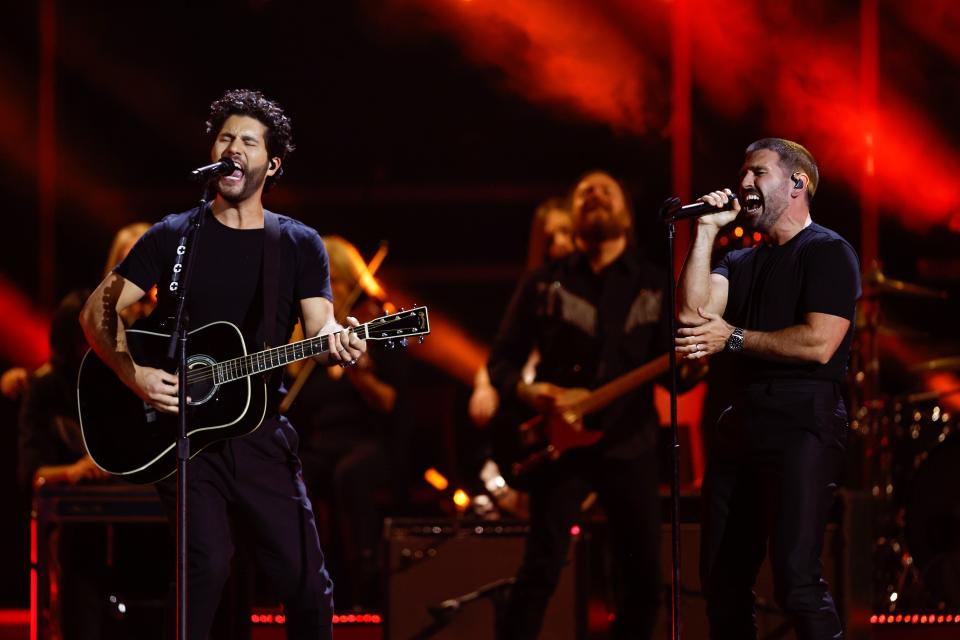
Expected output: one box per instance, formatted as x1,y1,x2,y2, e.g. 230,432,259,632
366,306,430,349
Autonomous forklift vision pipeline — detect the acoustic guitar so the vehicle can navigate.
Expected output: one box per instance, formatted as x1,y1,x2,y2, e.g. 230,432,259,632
77,307,429,483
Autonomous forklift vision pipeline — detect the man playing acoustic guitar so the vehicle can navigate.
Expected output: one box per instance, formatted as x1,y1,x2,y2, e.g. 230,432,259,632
488,171,672,639
79,89,365,639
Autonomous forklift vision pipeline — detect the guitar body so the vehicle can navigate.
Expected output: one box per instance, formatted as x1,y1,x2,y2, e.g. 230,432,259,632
77,306,430,484
78,322,266,484
492,400,602,490
490,355,673,490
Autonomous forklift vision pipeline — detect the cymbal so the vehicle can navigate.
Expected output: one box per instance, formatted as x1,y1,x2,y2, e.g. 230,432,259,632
909,356,960,373
862,267,948,299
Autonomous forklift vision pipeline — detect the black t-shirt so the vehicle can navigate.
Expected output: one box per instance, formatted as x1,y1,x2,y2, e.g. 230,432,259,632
712,222,861,384
488,249,671,455
117,208,331,345
114,207,332,437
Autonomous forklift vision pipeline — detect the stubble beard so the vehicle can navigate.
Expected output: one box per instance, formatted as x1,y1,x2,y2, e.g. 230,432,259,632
576,206,630,246
217,162,268,204
754,190,788,233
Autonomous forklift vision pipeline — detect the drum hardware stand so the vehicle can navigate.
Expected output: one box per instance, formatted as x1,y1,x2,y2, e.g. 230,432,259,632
854,262,954,616
853,272,908,617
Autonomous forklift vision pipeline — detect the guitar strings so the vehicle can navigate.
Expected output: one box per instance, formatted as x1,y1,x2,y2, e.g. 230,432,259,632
187,310,421,384
184,333,334,384
183,313,420,384
183,329,349,383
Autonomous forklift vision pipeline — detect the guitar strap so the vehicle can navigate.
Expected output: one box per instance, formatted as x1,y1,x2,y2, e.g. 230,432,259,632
258,209,281,349
155,203,208,333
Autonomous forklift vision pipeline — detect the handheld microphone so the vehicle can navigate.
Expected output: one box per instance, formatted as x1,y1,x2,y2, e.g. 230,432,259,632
660,194,738,223
190,158,238,182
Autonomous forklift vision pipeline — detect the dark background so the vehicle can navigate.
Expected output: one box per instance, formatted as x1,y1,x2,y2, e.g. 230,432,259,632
1,0,958,609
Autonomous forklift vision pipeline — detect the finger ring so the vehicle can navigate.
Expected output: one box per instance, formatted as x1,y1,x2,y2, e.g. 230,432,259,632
696,344,702,352
338,348,347,354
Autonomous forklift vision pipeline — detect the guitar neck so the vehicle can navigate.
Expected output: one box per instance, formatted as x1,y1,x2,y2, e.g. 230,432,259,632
210,324,370,385
576,353,676,417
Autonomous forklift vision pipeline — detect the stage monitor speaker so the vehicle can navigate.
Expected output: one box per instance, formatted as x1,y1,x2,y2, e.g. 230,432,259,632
384,519,584,640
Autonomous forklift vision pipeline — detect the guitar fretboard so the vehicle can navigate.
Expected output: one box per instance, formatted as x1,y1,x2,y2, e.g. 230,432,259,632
192,324,371,385
575,353,678,416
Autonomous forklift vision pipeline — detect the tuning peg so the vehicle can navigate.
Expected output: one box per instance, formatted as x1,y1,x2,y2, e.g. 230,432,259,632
385,340,396,350
418,336,425,344
399,337,408,348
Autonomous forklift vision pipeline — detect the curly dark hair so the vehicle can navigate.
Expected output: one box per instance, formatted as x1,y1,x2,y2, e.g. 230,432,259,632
205,89,295,187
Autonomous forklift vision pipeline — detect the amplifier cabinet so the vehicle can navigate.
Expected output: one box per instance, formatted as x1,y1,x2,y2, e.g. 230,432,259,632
383,519,584,640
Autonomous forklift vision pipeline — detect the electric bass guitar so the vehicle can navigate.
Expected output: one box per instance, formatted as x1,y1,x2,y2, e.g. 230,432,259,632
77,307,430,484
495,352,679,488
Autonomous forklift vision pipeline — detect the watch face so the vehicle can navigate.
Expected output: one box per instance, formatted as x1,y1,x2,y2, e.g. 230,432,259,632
726,329,743,352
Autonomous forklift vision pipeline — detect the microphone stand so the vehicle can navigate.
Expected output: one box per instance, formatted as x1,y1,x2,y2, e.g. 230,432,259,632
660,197,685,640
411,577,516,639
657,194,737,639
167,185,211,640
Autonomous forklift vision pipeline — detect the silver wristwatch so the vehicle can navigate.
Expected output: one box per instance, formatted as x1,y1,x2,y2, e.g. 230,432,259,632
725,327,744,353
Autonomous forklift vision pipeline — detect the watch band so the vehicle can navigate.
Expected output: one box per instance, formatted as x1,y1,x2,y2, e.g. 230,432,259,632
725,327,744,353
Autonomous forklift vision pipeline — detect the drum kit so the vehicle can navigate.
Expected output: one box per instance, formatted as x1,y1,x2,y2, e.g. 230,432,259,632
849,264,960,613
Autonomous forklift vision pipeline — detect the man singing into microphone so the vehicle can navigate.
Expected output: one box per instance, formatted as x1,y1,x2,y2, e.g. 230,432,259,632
676,139,859,639
80,89,365,639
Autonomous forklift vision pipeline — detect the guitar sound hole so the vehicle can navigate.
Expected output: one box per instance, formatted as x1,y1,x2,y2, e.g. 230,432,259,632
186,355,219,405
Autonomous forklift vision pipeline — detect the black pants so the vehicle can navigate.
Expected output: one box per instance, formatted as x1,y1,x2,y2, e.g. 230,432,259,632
499,448,661,640
700,380,847,640
156,422,334,640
